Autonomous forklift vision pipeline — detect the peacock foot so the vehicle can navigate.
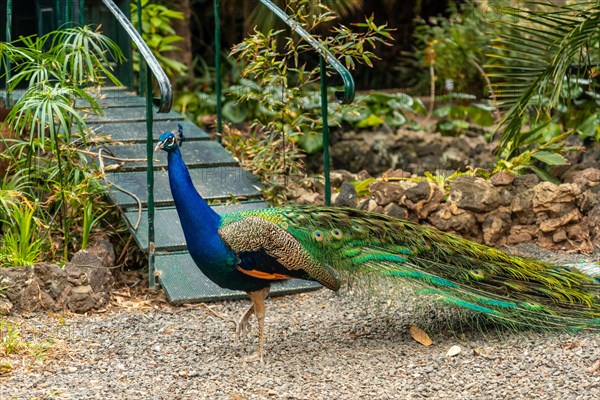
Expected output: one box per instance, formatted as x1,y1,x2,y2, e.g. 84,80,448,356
235,318,252,340
235,303,255,341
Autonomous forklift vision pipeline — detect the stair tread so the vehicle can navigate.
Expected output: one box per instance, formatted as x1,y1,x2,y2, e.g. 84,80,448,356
156,252,321,303
78,93,147,108
85,107,183,123
87,120,209,143
106,167,263,208
97,140,236,171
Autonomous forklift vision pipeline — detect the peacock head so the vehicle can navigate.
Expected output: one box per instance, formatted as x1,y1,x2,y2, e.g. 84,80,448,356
155,123,185,153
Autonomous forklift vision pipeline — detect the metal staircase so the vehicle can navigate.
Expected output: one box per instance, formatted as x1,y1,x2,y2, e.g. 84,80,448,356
82,86,320,303
87,0,360,303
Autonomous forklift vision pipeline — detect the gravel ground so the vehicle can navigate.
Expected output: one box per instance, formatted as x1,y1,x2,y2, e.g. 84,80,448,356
1,246,599,400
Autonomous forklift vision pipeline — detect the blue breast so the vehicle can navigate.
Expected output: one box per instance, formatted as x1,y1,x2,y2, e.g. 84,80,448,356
167,149,269,292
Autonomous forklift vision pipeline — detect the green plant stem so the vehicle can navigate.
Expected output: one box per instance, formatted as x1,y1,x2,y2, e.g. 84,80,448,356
425,63,436,124
320,55,331,206
53,133,70,263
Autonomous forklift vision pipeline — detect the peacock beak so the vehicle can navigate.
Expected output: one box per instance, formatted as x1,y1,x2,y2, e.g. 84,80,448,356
154,140,165,151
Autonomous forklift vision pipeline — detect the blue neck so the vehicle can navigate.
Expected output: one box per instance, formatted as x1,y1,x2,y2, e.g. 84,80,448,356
168,148,221,231
167,148,232,265
166,146,272,292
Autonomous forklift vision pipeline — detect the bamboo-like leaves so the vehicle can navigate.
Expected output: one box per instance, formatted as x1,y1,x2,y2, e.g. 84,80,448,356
5,26,125,90
53,25,126,86
237,0,364,33
4,83,93,153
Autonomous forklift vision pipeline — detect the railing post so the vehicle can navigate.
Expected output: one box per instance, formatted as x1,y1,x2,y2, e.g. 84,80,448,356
5,0,12,106
214,0,223,141
146,70,156,289
137,1,156,289
79,0,85,25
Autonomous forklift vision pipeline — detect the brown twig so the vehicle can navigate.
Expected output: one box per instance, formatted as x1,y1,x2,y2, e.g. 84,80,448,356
97,147,143,230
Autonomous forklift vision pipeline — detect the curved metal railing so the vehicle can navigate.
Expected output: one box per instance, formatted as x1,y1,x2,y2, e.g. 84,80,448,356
257,0,355,104
100,0,172,113
214,0,356,205
101,0,175,288
258,0,356,205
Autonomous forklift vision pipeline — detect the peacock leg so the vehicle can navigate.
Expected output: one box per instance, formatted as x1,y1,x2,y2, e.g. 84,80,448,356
235,304,254,340
243,287,270,363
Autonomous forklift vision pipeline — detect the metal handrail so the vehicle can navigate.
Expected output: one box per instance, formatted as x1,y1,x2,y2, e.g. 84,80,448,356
257,0,355,104
213,0,355,140
101,0,173,289
256,0,356,205
100,0,172,113
5,0,12,106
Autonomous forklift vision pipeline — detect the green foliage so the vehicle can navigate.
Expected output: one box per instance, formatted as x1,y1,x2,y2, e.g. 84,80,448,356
0,26,124,265
224,0,392,202
0,321,25,355
342,92,424,130
0,172,28,228
81,197,109,251
432,94,495,136
412,1,600,180
6,26,124,90
130,0,187,78
53,25,127,86
488,1,600,158
0,202,46,268
493,122,581,181
175,62,426,135
577,112,600,142
0,138,113,265
4,83,96,151
174,56,247,127
412,1,498,94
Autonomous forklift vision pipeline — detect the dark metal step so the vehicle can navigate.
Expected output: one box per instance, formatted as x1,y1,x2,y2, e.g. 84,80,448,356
125,203,268,251
106,166,263,208
85,106,183,124
77,91,147,109
99,140,237,172
87,120,209,143
156,252,321,304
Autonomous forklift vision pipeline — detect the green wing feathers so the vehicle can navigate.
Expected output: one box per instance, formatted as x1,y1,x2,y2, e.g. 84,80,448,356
220,205,600,330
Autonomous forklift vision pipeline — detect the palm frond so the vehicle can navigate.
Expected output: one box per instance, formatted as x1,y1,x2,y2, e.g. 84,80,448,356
487,1,600,154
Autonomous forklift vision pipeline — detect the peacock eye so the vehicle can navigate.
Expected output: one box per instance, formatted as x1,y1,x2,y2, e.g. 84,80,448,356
331,229,343,239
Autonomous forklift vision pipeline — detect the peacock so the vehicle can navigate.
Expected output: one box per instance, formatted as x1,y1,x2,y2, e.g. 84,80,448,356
155,124,600,363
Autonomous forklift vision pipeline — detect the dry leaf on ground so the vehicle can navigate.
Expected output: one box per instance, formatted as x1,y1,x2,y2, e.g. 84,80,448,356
407,324,432,347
